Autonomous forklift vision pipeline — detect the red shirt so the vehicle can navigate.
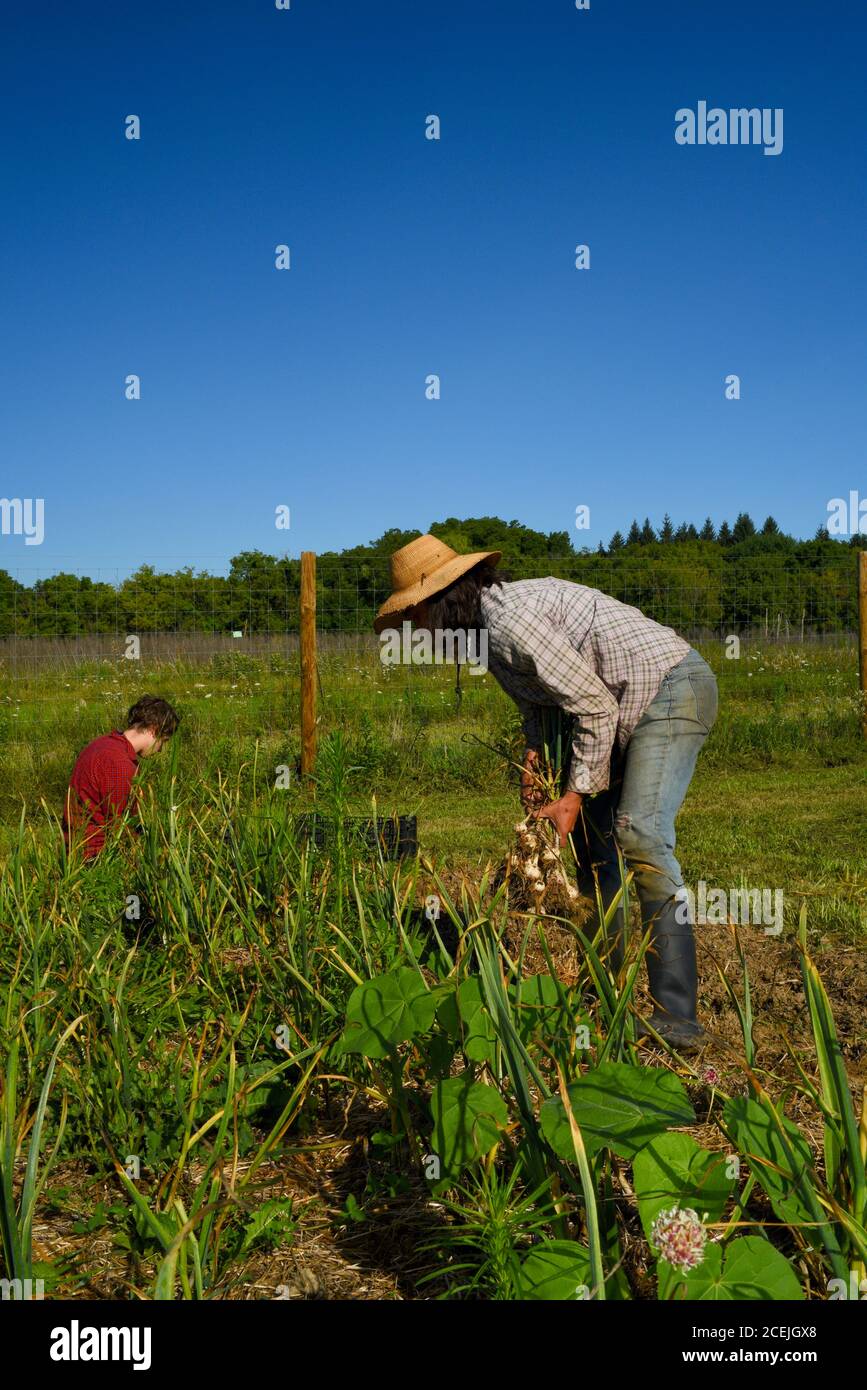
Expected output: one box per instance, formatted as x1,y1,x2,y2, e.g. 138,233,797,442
63,731,140,858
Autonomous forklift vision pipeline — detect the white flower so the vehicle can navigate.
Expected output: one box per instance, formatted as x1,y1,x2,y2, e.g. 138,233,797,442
650,1206,707,1273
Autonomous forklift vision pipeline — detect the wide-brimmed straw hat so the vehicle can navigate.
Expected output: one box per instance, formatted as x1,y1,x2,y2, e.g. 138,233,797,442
373,534,501,634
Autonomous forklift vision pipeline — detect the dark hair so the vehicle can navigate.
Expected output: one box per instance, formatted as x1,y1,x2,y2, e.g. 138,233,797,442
424,561,508,635
126,695,181,740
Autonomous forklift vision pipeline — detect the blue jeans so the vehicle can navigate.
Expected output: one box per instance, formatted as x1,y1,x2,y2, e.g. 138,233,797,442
572,647,718,940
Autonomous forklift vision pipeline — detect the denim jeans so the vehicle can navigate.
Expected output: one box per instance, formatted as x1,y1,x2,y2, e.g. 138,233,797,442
571,648,718,937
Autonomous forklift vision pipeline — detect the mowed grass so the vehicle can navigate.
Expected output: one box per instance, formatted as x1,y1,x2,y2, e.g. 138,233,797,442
1,636,865,935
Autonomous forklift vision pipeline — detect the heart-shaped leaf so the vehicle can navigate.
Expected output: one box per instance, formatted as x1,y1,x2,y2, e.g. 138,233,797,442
633,1132,735,1238
337,968,437,1058
660,1236,803,1301
519,1240,592,1300
541,1062,695,1160
438,978,497,1064
430,1075,509,1178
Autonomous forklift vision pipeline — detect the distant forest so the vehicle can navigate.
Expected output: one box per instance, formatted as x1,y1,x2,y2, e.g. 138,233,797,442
0,514,864,636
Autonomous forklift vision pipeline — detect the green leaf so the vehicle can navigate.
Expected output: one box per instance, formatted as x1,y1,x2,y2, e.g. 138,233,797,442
511,975,576,1044
239,1198,296,1254
424,1029,458,1079
660,1236,803,1301
723,1096,815,1227
519,1239,592,1300
633,1132,735,1238
437,980,496,1063
342,1193,366,1224
435,986,460,1038
457,978,498,1063
337,968,437,1058
541,1063,695,1160
430,1075,509,1179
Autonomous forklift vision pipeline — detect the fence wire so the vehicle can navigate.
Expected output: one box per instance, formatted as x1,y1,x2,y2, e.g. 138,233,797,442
0,555,860,692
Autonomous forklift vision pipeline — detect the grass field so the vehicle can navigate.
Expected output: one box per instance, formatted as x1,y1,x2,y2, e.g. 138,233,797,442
0,636,865,1300
3,636,865,931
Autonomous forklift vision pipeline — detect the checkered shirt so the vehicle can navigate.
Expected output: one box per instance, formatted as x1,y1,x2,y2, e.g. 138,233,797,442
479,577,691,794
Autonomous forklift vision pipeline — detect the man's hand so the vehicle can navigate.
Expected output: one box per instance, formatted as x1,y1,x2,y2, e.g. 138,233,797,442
520,747,546,813
534,791,583,847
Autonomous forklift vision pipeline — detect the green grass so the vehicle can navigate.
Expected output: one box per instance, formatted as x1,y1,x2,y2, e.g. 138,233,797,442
2,638,864,934
0,639,865,1301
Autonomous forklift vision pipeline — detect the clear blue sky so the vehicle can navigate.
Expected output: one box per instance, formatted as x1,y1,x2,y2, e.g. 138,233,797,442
2,0,864,581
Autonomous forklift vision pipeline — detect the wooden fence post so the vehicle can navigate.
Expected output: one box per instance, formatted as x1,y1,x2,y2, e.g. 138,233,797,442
859,550,867,739
300,551,317,776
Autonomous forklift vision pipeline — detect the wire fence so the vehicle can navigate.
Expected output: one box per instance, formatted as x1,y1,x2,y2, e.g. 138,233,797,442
0,554,861,646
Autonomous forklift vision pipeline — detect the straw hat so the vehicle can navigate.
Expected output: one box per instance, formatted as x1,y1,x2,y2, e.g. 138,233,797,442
373,534,502,634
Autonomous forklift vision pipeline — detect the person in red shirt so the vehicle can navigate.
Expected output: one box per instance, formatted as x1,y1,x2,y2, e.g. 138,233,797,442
63,695,180,859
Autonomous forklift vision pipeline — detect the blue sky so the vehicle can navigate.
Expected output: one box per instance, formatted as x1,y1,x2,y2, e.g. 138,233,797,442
2,0,864,580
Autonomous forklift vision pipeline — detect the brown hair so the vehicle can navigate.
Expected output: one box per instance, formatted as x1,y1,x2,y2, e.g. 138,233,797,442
423,561,508,635
126,695,181,740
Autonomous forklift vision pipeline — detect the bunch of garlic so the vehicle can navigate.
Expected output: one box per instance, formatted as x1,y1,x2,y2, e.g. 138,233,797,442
508,818,581,906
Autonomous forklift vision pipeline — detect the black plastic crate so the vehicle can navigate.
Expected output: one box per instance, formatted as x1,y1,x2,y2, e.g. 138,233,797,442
295,813,417,860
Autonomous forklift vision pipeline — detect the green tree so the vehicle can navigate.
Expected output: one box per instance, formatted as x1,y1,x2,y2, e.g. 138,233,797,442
732,512,756,543
0,569,27,635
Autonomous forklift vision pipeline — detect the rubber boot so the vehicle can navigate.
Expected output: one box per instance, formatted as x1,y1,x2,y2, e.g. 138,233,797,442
636,898,706,1052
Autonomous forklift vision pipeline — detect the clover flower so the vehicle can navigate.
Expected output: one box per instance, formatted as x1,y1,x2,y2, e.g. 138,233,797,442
650,1205,707,1273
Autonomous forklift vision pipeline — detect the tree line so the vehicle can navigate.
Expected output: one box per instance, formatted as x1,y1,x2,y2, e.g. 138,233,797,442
0,514,863,637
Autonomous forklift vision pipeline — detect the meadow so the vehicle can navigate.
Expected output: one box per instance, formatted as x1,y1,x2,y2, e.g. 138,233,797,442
0,634,865,1300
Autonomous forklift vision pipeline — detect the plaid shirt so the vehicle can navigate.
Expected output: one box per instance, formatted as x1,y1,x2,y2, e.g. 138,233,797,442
479,578,691,794
63,731,140,857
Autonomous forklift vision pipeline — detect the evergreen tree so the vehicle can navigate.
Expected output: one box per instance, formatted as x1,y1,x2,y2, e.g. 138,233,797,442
686,523,700,541
761,515,780,535
732,511,756,542
659,513,674,543
608,530,625,551
717,520,733,545
699,517,716,541
674,522,689,542
640,517,656,545
626,520,642,545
